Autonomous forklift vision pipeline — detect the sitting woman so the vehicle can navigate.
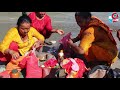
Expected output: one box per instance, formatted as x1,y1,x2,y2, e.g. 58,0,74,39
67,12,118,69
0,15,45,62
28,12,64,39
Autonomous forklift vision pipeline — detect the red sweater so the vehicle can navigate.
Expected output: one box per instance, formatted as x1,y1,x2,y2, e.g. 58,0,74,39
28,12,53,39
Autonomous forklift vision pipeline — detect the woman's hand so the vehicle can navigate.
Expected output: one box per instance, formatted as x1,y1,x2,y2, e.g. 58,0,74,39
32,40,44,49
9,50,20,60
67,39,74,46
57,29,64,35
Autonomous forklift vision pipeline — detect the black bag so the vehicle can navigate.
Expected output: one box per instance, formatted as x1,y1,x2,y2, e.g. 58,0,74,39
87,65,120,78
107,68,120,78
87,65,109,78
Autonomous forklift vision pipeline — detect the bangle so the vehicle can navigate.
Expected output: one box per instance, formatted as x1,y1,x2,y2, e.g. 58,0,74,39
9,50,13,55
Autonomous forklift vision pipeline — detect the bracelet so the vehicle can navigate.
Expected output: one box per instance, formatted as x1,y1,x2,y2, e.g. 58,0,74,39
9,50,13,55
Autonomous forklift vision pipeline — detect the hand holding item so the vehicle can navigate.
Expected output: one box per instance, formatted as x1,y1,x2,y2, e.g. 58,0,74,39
67,39,74,46
32,40,44,49
9,50,20,60
57,29,65,35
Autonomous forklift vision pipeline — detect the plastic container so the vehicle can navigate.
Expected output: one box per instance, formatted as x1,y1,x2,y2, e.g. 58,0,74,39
59,50,64,57
10,69,20,78
58,50,64,63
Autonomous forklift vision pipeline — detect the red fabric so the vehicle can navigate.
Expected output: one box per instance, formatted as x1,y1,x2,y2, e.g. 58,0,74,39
28,12,53,39
0,41,18,62
61,58,87,78
44,58,58,68
62,61,72,74
0,70,10,78
9,41,19,52
19,51,42,78
75,58,87,78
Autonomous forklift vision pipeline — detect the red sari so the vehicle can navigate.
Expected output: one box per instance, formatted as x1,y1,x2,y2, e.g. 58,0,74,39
0,41,19,62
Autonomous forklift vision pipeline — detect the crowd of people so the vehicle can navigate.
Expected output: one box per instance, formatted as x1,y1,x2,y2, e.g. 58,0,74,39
0,12,119,78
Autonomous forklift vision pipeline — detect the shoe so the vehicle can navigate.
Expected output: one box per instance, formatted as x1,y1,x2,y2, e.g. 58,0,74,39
44,40,52,45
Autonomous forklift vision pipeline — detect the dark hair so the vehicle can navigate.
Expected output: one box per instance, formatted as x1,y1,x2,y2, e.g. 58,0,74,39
75,12,92,19
35,12,39,14
17,15,32,27
22,12,27,16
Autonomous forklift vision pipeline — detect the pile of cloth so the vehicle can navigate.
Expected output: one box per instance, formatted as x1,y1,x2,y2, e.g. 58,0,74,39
60,58,88,78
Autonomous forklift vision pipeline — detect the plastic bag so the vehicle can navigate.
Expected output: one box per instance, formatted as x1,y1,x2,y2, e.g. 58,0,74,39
87,65,120,78
6,56,24,72
19,49,42,78
59,32,74,58
59,32,72,49
0,56,24,78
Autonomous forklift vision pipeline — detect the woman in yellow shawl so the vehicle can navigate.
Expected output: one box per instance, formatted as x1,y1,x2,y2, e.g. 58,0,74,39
0,15,45,62
67,12,118,68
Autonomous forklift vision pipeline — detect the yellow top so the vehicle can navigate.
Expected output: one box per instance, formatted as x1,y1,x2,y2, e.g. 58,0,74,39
0,27,45,56
79,26,118,63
